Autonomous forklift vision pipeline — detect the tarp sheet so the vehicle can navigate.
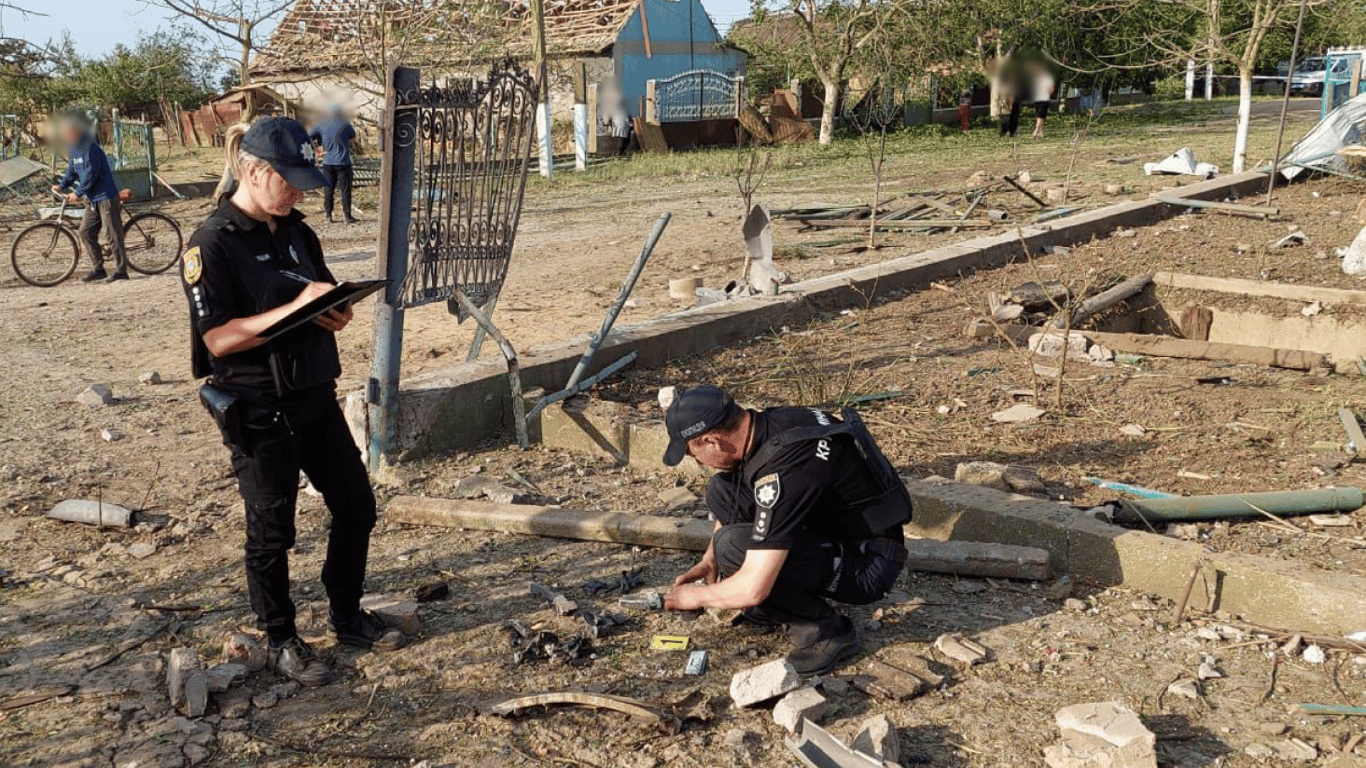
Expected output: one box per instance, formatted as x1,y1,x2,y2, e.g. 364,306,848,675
1279,90,1366,180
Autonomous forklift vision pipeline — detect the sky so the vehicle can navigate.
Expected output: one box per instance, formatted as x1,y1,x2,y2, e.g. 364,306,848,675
9,0,755,60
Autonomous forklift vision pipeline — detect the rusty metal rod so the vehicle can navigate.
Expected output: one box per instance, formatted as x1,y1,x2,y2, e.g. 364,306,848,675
453,289,528,449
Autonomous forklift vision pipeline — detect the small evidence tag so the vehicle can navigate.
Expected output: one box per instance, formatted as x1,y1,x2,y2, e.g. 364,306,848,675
649,634,690,651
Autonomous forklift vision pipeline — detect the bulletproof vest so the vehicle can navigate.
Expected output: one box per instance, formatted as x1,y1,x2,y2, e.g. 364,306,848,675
744,408,913,538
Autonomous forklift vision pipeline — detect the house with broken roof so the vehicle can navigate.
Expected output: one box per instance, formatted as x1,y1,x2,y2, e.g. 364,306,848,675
251,0,747,127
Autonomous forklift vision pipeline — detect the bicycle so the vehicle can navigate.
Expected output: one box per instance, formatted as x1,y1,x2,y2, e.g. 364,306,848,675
10,190,183,287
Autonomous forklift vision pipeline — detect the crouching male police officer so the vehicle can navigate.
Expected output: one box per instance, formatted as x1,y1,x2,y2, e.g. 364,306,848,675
662,386,912,675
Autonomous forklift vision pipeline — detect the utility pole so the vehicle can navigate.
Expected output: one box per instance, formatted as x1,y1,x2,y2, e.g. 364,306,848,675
530,0,553,177
1265,0,1310,206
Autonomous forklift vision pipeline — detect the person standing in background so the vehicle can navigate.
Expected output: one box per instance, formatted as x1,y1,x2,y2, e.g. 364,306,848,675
52,112,129,283
1030,63,1057,139
309,106,358,224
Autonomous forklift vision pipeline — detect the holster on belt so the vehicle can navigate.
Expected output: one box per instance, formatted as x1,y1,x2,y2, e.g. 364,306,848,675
198,382,249,454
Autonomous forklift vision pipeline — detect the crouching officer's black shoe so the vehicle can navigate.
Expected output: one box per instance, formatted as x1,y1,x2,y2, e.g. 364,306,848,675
80,268,107,282
786,616,861,675
267,636,332,687
331,609,406,652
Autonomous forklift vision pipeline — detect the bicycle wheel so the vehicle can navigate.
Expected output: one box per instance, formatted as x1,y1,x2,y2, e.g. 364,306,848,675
123,212,183,275
10,222,80,287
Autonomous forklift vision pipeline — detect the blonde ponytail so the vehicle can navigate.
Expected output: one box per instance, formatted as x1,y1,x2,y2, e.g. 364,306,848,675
215,123,250,198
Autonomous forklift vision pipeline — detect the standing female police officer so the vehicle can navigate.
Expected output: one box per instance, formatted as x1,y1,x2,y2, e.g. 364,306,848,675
181,118,405,687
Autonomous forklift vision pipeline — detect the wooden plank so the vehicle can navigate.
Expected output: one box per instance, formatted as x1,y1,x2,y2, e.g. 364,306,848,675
797,218,995,230
1154,196,1278,218
1154,271,1366,307
386,497,1052,578
1004,326,1329,371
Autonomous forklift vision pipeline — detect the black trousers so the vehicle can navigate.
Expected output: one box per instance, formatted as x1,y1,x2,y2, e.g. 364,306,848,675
1000,98,1023,137
706,475,904,645
321,164,354,219
78,198,127,273
223,395,376,642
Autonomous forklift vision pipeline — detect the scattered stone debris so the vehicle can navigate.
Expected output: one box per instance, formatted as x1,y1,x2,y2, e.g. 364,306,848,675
529,583,578,616
934,634,988,665
730,658,801,707
1119,423,1146,437
856,656,946,702
1274,738,1319,761
214,687,250,718
1309,514,1353,527
76,384,114,406
852,713,900,764
1044,701,1157,768
1303,645,1327,664
1046,575,1074,601
1302,300,1324,317
452,475,531,505
222,633,266,672
992,404,1045,424
100,428,124,442
46,498,135,528
361,594,421,635
1166,678,1200,699
252,690,279,709
138,371,162,385
127,541,157,559
1143,147,1218,177
953,461,1046,494
773,686,827,733
1271,231,1307,249
167,647,208,717
657,485,698,511
1197,656,1222,680
204,662,246,693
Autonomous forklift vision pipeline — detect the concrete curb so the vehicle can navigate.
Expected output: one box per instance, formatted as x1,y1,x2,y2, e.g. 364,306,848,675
381,171,1270,457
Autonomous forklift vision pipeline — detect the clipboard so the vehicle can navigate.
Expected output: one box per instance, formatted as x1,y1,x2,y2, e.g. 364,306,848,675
259,279,390,341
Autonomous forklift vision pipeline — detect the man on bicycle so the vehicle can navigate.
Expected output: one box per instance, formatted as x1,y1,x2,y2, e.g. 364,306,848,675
52,111,128,283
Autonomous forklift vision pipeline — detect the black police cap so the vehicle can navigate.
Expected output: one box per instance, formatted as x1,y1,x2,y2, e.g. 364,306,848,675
241,117,329,191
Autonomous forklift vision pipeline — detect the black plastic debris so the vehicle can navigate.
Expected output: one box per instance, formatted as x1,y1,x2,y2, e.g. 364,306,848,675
584,566,646,596
578,605,633,639
503,621,593,665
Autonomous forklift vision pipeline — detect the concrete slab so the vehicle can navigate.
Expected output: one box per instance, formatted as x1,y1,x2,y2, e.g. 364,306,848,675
370,172,1271,459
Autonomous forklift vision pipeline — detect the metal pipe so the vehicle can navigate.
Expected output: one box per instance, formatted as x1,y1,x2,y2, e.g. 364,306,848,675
525,350,639,422
1265,0,1309,206
563,212,670,392
453,289,529,449
1115,487,1363,524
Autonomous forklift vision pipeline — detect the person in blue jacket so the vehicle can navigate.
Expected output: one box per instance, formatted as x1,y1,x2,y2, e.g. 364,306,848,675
308,106,358,224
51,112,128,282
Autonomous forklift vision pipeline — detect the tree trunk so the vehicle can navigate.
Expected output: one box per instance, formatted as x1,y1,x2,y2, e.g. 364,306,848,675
1232,67,1253,172
819,78,838,144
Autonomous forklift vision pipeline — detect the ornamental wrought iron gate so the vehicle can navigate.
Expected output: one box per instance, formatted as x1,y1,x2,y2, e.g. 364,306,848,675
367,59,538,469
645,69,746,124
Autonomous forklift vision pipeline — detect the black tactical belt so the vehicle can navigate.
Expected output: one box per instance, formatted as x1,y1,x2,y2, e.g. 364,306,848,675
863,538,909,566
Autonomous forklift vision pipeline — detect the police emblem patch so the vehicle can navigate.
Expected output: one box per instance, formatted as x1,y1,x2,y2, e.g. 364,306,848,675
182,247,202,284
754,473,780,509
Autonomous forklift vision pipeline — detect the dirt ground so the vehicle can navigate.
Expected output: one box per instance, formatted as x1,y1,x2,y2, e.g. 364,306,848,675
6,102,1366,767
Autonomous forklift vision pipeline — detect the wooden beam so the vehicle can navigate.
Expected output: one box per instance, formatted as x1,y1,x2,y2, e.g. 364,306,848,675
1154,271,1366,307
1154,196,1278,218
1340,409,1366,455
1004,325,1329,371
385,497,1052,579
637,0,652,58
797,218,995,230
1053,274,1152,328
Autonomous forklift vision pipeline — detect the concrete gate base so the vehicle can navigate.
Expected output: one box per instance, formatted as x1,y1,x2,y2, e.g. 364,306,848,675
536,400,1366,637
354,171,1272,460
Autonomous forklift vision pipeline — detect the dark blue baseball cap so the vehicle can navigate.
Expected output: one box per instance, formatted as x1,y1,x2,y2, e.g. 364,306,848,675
663,385,739,466
241,117,329,191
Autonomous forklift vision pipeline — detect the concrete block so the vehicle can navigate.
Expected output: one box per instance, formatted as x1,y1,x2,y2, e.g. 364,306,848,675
361,594,421,635
203,663,246,693
730,658,801,707
1046,701,1156,768
167,647,207,717
954,461,1008,491
221,633,266,672
852,713,900,763
213,687,250,718
934,634,988,665
772,686,827,733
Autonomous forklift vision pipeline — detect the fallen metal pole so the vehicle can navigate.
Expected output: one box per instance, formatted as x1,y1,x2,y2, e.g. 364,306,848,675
1265,0,1310,207
385,496,1051,579
1115,488,1364,524
452,289,529,449
525,350,639,422
1003,174,1048,208
563,212,670,392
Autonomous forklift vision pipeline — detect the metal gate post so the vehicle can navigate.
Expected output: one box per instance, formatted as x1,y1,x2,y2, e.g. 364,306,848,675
145,122,157,199
367,65,420,471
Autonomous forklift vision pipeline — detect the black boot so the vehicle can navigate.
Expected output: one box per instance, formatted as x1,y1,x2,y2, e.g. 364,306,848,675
104,271,128,283
331,609,406,652
81,268,107,282
786,616,860,675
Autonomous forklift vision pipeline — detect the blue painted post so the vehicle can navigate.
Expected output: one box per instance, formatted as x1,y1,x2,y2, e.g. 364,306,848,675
367,65,419,471
144,122,157,198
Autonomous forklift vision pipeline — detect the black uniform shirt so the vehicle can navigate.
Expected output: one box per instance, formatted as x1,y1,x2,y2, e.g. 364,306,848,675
181,196,341,404
729,407,891,550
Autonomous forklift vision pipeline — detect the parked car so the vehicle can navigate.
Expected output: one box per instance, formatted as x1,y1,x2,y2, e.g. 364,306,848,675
1291,50,1365,97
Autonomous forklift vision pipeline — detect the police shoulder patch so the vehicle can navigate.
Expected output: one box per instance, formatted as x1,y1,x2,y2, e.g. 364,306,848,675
182,246,202,284
754,472,781,509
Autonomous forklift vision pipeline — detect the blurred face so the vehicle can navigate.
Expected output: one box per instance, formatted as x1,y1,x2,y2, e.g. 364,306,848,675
241,161,305,218
687,431,743,471
57,119,83,147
